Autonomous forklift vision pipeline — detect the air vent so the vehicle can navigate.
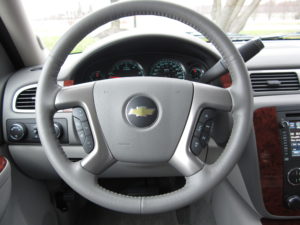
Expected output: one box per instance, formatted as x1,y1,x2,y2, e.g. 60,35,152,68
250,72,300,92
14,85,37,112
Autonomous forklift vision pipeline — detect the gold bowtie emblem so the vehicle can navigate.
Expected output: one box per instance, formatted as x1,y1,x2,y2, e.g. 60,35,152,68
128,106,155,117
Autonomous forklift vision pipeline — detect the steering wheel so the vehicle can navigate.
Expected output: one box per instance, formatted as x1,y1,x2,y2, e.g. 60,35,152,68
36,0,252,214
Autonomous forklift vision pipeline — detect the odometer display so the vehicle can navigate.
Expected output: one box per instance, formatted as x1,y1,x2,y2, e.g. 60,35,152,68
150,59,186,79
109,60,144,78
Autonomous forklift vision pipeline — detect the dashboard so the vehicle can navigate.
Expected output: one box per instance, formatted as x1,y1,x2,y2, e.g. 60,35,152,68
4,32,300,220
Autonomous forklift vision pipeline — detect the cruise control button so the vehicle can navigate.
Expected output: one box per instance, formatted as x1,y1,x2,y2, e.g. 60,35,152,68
191,137,202,155
73,108,87,121
84,135,94,153
199,109,216,123
204,120,213,132
200,132,210,145
194,122,204,137
74,118,83,131
82,121,92,136
77,130,86,144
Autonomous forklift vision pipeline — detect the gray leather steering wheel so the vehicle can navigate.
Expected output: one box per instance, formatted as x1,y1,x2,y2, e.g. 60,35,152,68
36,0,253,214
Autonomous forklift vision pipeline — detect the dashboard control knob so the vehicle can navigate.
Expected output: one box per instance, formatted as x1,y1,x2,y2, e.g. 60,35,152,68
280,120,289,128
286,195,300,209
54,122,63,139
9,123,27,141
288,168,300,186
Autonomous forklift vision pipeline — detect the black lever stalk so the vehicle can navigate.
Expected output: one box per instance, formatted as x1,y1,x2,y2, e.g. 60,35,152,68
201,38,264,83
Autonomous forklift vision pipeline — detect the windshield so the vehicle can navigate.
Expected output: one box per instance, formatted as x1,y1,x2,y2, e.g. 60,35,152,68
21,0,300,53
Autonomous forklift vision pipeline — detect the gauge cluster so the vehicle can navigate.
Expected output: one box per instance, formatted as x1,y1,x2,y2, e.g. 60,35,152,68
74,54,209,84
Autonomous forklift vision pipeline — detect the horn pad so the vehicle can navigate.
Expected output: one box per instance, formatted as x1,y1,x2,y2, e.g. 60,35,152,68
93,77,193,163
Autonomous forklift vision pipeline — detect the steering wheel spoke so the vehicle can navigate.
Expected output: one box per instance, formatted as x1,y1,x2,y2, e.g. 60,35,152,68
55,82,95,110
55,82,115,174
81,144,115,174
169,83,232,176
193,82,232,112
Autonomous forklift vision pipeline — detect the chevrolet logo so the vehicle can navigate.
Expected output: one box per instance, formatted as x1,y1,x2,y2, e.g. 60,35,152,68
128,106,155,117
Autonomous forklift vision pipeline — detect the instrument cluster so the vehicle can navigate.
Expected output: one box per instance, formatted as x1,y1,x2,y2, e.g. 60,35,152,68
78,56,208,84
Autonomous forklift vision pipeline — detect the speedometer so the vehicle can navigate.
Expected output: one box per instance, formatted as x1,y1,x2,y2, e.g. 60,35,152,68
150,59,186,79
109,60,144,78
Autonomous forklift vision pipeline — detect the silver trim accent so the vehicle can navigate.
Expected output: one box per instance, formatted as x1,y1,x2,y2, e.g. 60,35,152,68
12,84,37,113
169,82,232,176
287,168,300,186
55,83,115,174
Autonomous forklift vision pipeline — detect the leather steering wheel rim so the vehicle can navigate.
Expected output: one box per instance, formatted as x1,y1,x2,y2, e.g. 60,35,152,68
36,0,253,214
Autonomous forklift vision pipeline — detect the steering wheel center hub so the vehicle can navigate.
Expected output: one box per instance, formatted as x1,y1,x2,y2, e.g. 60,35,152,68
93,77,193,163
125,95,158,128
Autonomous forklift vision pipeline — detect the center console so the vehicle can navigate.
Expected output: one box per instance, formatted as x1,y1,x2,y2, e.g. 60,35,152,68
278,109,300,209
254,106,300,216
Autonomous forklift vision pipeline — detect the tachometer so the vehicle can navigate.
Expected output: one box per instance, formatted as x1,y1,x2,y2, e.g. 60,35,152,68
150,59,186,79
109,60,144,78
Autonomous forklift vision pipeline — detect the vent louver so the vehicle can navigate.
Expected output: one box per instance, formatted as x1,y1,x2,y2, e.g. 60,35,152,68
15,86,37,111
250,72,300,92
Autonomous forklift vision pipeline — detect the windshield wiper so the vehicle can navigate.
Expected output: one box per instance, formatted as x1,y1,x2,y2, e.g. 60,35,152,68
260,33,300,40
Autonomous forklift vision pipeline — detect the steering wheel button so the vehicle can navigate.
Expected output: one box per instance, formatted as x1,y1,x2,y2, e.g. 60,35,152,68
84,135,94,153
77,130,86,144
82,121,92,136
199,109,216,123
73,108,87,121
200,132,210,145
204,121,213,131
194,123,204,137
74,118,83,131
191,137,202,155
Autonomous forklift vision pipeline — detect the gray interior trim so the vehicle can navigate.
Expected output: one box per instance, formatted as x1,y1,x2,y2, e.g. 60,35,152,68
254,94,300,110
212,180,262,225
0,163,59,225
227,165,258,214
245,40,300,70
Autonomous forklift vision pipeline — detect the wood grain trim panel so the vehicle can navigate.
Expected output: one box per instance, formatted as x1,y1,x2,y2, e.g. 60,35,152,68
254,107,300,216
220,73,232,88
0,156,6,173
